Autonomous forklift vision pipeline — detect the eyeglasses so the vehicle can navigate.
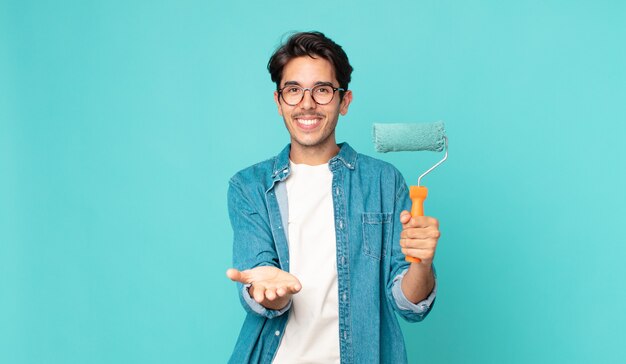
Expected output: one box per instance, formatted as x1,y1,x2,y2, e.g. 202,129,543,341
278,84,345,106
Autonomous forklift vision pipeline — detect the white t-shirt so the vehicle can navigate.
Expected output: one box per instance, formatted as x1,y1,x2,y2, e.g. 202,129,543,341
272,161,340,364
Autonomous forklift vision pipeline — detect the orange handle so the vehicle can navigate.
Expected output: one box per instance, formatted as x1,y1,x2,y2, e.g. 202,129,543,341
406,186,428,263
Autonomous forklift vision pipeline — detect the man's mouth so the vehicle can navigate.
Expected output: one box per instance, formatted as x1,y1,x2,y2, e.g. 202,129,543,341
297,118,319,126
294,114,323,129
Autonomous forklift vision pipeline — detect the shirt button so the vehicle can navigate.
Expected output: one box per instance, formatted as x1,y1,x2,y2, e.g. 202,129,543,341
338,220,343,229
275,330,280,336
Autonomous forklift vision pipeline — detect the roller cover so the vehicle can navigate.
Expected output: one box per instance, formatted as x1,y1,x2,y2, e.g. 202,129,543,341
372,121,446,152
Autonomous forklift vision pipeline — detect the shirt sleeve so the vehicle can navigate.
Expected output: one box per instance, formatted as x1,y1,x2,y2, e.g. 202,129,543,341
228,177,290,319
391,267,437,315
240,284,292,318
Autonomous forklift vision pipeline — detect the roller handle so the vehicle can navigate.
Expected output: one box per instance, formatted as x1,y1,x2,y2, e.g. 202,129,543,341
406,186,428,263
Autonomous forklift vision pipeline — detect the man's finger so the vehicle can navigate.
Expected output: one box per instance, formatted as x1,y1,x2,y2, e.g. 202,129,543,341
403,216,426,228
226,268,243,282
401,247,435,261
265,288,277,301
252,284,266,303
226,268,253,284
400,236,438,248
403,216,438,229
399,210,411,224
401,227,440,240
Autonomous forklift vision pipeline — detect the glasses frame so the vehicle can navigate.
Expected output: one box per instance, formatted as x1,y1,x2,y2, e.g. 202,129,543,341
278,84,346,106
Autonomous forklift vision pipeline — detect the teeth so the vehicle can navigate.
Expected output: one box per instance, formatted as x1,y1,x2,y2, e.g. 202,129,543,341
297,119,318,126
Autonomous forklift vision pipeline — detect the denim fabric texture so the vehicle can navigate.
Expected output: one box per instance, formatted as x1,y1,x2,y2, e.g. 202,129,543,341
228,143,436,364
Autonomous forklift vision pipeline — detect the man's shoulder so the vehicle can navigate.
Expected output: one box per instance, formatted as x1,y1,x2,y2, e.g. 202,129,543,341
355,151,403,176
229,156,276,186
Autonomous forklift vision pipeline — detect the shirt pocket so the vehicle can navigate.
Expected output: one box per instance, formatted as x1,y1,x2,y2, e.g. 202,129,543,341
361,212,392,260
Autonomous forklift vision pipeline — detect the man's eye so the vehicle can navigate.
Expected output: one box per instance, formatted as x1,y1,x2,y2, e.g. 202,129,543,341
315,87,331,94
286,87,301,94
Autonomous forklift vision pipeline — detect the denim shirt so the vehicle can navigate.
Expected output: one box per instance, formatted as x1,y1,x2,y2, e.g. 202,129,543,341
228,143,436,364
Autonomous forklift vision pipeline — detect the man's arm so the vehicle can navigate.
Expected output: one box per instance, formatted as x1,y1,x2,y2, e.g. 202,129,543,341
386,177,439,322
227,178,301,316
398,211,439,303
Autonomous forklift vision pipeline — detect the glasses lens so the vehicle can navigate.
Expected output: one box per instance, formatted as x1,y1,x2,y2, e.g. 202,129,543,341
312,85,334,105
282,86,303,105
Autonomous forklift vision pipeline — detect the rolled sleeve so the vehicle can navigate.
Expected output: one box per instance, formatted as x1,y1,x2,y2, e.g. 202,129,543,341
391,268,437,321
240,284,292,319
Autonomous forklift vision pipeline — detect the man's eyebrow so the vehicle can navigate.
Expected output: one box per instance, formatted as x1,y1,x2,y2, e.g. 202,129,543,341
314,81,334,87
282,81,335,87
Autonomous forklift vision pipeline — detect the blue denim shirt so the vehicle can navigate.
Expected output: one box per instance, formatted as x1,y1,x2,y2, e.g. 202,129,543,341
228,143,436,364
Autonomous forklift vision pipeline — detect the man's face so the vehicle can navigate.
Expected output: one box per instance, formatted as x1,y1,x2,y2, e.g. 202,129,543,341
274,56,352,158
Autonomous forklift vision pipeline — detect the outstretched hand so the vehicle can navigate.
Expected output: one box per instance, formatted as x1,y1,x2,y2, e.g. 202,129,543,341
226,266,301,309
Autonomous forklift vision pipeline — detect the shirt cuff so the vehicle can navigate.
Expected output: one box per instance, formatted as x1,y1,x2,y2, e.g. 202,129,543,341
241,283,292,318
391,268,437,314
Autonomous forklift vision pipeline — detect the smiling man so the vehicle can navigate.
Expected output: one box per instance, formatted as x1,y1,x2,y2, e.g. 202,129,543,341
226,32,440,364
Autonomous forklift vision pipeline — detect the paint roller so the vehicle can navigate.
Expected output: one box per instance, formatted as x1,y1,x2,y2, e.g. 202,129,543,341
372,121,448,263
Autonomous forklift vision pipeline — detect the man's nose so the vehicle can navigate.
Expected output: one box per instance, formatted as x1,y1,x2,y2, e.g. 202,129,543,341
300,89,316,109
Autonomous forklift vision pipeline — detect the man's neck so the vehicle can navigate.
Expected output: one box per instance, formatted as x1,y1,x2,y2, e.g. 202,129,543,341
289,142,340,166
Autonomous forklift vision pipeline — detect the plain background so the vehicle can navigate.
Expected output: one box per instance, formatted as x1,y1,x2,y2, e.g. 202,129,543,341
2,1,626,363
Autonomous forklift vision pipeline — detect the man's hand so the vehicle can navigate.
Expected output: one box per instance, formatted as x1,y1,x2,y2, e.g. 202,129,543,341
226,266,301,310
399,210,440,265
399,210,439,303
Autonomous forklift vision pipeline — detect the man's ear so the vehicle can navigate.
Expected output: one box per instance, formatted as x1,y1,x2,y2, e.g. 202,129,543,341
274,91,283,116
339,90,353,116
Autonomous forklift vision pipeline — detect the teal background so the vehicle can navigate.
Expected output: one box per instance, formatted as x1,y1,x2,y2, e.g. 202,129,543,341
2,0,625,363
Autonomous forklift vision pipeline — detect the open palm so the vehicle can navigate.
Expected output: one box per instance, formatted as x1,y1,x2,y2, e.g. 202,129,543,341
226,266,301,304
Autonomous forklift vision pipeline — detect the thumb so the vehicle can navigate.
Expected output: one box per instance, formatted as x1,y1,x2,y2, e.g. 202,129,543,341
226,268,248,284
399,210,412,224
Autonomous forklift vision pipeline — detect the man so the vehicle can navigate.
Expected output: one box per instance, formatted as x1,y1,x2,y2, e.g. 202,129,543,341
226,31,440,364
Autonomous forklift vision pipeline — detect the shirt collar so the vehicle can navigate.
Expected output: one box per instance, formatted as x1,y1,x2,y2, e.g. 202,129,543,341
330,142,357,170
272,142,357,180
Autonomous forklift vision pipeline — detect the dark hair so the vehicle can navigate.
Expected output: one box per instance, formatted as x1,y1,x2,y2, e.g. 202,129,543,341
268,31,353,92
